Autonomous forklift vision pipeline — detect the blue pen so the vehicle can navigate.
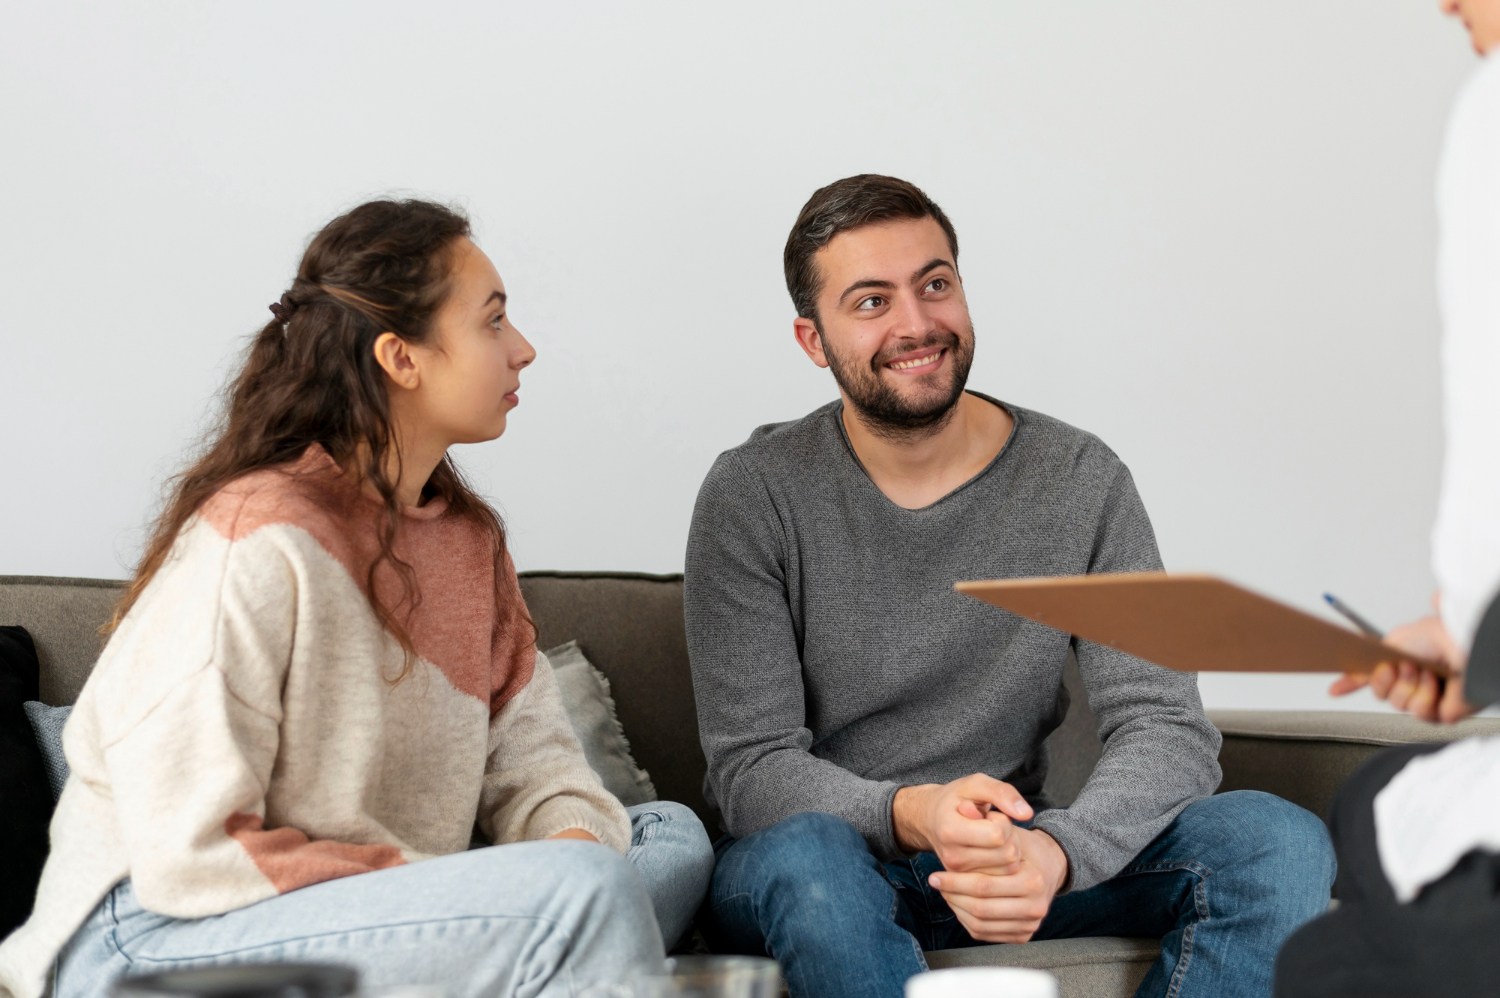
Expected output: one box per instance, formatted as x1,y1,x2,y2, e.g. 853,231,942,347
1322,593,1383,639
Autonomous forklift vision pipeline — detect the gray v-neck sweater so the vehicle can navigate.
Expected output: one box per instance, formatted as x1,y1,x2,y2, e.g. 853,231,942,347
684,395,1221,892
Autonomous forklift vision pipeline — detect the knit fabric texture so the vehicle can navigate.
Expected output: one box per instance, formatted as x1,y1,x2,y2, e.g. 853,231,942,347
0,446,629,998
684,395,1222,891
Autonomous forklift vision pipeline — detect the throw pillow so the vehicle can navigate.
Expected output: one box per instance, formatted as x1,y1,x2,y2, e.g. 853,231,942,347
23,701,72,801
545,640,658,807
0,626,55,937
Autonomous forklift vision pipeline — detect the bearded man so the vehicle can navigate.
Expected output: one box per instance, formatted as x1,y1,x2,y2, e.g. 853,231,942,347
684,175,1333,998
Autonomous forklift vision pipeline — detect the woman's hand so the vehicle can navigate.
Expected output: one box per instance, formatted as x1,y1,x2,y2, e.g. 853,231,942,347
1329,606,1475,723
547,828,599,843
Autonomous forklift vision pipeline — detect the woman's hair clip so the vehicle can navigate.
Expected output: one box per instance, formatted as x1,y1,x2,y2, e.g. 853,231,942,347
268,292,299,325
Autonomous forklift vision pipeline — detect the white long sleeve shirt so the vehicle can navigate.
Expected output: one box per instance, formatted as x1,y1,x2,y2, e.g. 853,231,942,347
1375,52,1500,905
1433,52,1500,649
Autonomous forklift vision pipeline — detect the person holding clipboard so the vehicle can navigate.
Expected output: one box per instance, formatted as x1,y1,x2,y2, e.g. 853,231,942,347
1274,2,1500,995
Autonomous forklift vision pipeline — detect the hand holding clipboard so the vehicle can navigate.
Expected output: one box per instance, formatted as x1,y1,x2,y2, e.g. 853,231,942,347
954,572,1448,678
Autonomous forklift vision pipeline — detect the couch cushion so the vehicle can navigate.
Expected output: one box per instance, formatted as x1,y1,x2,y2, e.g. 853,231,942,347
23,701,71,801
517,572,709,824
926,937,1155,998
547,640,658,807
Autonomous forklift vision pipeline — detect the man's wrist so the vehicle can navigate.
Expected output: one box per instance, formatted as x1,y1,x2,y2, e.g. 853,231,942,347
1028,826,1071,894
892,784,938,853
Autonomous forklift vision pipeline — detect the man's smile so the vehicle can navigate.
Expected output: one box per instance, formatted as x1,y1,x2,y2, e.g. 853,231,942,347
885,347,947,374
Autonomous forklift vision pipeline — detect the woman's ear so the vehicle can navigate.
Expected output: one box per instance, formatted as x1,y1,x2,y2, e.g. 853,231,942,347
372,332,421,390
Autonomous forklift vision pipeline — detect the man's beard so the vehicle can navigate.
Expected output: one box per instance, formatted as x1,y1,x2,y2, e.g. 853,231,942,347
823,327,975,440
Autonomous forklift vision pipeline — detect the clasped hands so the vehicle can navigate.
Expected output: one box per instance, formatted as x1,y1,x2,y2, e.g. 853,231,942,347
893,774,1069,944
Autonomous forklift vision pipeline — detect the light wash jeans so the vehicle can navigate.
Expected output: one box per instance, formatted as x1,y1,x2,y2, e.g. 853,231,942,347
56,802,713,998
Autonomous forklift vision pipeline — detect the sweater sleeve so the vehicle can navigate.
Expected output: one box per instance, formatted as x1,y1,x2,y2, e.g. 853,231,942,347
685,452,904,859
1030,464,1223,892
80,522,404,919
478,649,632,853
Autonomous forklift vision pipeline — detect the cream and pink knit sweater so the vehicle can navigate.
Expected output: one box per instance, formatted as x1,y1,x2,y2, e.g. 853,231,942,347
0,446,630,998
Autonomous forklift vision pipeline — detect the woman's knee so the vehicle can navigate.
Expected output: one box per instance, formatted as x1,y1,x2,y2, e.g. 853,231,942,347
632,800,712,851
470,839,654,921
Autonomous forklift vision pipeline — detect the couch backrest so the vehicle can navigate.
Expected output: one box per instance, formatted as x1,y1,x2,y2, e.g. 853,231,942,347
0,576,123,706
0,572,1105,829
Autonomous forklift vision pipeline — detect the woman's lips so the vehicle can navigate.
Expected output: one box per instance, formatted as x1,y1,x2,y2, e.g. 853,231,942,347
503,392,519,406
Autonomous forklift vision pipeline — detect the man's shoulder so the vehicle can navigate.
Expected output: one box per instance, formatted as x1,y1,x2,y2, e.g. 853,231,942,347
707,400,844,480
1006,401,1128,487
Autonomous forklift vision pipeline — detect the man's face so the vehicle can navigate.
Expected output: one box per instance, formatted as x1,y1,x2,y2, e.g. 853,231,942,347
1441,0,1500,54
795,216,975,436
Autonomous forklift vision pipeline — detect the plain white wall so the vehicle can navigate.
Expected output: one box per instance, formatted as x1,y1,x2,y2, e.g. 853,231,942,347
0,2,1478,710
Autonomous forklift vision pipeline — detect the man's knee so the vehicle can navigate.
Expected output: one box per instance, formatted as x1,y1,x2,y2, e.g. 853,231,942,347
714,811,876,902
1181,791,1335,897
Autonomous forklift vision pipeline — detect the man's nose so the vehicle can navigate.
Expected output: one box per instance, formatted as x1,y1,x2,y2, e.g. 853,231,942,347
891,293,936,341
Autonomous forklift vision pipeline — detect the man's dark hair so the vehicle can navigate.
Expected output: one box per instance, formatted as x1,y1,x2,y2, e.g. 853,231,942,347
783,174,960,322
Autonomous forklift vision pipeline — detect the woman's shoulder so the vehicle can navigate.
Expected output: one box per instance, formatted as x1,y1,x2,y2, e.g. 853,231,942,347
197,445,360,547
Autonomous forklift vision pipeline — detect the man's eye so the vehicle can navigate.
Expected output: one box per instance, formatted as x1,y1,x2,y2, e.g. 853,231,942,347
857,295,885,310
926,278,948,293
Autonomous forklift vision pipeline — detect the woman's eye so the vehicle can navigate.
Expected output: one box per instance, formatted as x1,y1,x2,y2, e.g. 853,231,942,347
489,313,505,330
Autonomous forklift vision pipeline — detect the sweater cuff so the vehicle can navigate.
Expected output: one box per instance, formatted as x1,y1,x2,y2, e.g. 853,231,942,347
527,797,632,855
862,781,905,862
1030,810,1098,894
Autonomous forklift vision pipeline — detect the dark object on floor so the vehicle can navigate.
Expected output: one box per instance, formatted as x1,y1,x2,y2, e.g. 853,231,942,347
112,963,359,998
1274,742,1500,997
0,625,53,938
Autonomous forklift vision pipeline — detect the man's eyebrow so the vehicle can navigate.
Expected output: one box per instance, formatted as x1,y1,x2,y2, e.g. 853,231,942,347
483,290,508,308
911,258,954,282
837,278,897,306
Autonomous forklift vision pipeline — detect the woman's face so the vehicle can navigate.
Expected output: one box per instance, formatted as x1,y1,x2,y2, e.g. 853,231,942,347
411,238,536,446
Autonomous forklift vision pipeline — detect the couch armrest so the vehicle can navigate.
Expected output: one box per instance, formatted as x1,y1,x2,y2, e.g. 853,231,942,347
1208,710,1500,820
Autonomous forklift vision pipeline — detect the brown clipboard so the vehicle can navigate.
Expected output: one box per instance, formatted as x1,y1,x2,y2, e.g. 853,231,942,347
955,572,1447,677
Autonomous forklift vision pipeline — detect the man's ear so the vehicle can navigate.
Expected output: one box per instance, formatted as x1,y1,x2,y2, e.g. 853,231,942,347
792,317,831,369
372,332,421,390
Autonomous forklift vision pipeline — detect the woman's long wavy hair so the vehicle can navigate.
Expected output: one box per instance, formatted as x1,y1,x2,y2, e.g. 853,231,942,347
108,199,523,678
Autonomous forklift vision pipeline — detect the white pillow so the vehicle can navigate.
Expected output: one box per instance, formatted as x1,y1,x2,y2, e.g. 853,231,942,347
545,640,658,807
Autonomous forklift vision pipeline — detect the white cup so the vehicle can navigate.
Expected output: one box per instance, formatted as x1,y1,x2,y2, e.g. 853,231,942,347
905,967,1058,998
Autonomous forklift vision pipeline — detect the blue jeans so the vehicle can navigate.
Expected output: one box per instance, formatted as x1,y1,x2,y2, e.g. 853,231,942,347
56,802,713,998
702,791,1335,998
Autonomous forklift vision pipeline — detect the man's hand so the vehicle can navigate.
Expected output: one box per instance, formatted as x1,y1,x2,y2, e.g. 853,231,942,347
1329,602,1475,724
928,827,1070,943
893,773,1034,872
892,774,1071,943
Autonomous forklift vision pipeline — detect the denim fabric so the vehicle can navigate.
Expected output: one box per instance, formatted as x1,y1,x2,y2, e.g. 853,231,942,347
702,790,1334,998
626,801,715,949
55,803,714,998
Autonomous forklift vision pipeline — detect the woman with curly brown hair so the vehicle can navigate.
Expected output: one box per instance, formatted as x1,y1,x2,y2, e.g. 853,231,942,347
0,199,712,998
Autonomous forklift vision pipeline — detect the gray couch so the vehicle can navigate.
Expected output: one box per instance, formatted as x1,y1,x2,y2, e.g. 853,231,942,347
7,572,1500,998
